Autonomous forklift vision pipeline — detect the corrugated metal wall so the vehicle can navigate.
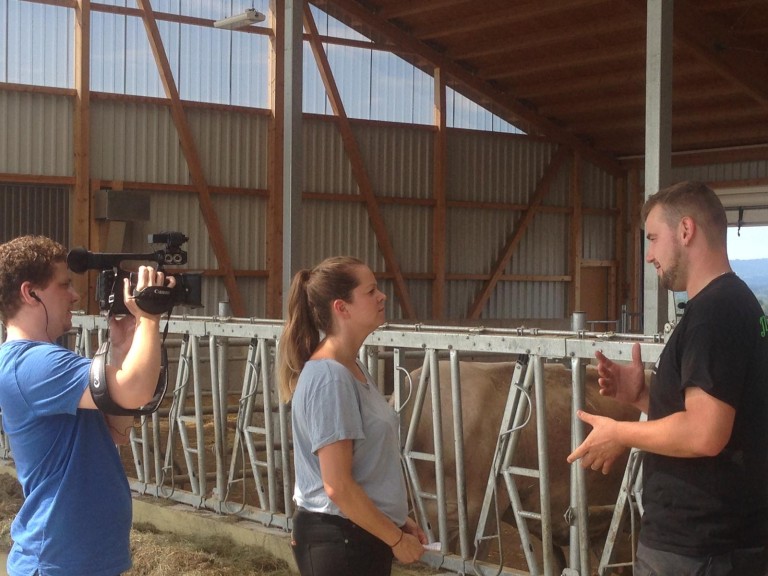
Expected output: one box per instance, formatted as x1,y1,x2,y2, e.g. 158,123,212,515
91,100,187,183
9,89,767,321
444,131,570,319
672,160,768,184
0,184,69,245
0,91,73,176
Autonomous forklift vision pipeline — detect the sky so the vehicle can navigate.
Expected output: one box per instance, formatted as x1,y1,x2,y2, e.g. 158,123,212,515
728,226,768,261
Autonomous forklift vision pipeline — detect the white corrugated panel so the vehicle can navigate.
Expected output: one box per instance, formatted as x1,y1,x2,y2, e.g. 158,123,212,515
180,25,235,105
370,51,433,125
672,160,768,186
508,212,570,276
583,164,617,209
209,194,268,269
92,101,269,187
447,208,516,275
447,88,524,134
583,214,615,260
326,44,371,120
230,32,270,109
303,43,331,116
581,162,617,261
447,131,557,204
488,281,567,320
310,4,370,42
0,91,73,176
379,204,432,272
188,108,269,189
446,280,566,321
4,2,73,88
123,16,165,98
447,209,569,276
352,123,434,200
300,199,384,270
303,119,356,193
91,100,188,183
91,11,128,94
401,280,432,321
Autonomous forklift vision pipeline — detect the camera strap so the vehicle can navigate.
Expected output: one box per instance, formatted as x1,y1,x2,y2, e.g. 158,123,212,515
89,319,170,416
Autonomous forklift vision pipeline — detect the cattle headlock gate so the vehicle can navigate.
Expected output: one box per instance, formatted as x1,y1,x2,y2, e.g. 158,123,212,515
0,314,666,576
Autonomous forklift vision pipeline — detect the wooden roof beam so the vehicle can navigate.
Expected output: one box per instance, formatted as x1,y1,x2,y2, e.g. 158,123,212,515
376,0,470,21
312,0,624,175
414,0,609,41
446,18,639,61
672,0,768,109
479,44,646,81
621,0,768,110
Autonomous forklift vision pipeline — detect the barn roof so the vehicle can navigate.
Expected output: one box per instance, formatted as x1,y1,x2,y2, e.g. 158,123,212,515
313,0,768,167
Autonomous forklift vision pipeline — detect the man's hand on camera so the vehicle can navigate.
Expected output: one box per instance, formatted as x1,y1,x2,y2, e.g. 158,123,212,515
122,266,175,319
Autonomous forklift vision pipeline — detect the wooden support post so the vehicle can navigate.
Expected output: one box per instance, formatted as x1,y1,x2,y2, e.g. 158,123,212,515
73,0,91,309
570,153,583,315
267,0,285,318
432,68,447,320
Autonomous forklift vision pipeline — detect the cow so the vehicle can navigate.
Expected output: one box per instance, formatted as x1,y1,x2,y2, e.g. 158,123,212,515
398,359,643,573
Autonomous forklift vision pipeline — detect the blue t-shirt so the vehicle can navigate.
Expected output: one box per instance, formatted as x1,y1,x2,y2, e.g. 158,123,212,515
0,340,132,576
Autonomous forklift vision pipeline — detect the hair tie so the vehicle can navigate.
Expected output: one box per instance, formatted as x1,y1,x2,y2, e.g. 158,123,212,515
390,529,404,548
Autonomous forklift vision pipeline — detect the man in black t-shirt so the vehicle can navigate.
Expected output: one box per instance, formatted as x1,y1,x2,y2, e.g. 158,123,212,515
568,181,768,576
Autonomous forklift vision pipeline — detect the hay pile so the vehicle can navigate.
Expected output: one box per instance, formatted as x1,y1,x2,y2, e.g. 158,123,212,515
0,474,294,576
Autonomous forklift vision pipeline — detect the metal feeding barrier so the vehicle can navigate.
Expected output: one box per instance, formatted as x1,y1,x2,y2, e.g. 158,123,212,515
1,312,664,576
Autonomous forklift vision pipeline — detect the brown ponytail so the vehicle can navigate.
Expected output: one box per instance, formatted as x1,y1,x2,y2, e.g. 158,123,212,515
277,256,364,402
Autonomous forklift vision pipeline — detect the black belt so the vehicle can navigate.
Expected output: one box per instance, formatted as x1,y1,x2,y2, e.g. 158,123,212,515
296,507,356,528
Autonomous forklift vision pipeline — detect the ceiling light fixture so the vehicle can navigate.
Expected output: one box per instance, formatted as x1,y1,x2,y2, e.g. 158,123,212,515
213,8,266,30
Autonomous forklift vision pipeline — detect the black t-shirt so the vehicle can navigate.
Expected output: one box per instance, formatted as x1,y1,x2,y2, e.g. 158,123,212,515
640,273,768,556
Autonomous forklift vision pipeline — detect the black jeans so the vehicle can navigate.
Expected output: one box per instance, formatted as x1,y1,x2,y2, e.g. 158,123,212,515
635,541,768,576
291,508,393,576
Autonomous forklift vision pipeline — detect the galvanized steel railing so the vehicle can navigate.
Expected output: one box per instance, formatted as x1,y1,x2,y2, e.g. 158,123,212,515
1,313,665,576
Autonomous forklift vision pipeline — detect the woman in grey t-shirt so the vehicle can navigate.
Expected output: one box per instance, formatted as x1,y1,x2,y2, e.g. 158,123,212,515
278,256,426,576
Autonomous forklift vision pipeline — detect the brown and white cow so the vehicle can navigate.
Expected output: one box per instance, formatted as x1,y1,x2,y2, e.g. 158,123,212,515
399,359,642,572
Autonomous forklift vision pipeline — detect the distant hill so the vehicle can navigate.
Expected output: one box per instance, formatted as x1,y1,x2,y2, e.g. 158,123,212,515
731,259,768,312
732,259,768,289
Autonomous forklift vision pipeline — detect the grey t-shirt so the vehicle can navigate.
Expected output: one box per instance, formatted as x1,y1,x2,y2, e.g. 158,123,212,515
291,359,408,525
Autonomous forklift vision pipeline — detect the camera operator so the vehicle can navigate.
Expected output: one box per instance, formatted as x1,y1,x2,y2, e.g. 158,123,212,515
0,235,174,576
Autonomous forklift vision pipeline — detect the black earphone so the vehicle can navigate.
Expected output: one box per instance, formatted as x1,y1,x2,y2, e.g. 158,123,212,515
30,291,41,302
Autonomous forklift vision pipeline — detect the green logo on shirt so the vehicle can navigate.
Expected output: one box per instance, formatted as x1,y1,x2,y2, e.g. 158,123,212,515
761,315,768,338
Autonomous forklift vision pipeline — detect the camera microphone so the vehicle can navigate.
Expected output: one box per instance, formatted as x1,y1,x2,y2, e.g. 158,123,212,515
67,247,156,273
66,247,94,273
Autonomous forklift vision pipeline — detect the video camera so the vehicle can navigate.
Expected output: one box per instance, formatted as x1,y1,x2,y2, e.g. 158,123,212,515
67,232,203,316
